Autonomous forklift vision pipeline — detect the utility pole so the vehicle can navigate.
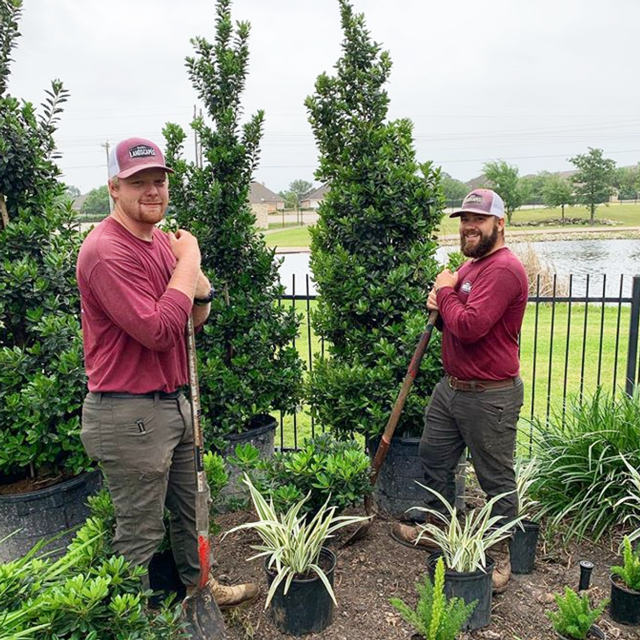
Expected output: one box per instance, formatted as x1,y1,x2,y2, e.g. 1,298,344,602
102,141,113,212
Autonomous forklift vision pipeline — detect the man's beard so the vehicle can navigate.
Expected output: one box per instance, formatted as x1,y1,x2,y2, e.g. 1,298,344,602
460,222,499,258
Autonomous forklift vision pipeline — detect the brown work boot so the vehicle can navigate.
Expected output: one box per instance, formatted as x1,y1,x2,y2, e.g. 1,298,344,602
188,578,259,609
489,539,511,594
390,519,443,552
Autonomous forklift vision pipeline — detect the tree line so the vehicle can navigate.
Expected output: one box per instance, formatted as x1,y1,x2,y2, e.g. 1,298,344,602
442,148,638,224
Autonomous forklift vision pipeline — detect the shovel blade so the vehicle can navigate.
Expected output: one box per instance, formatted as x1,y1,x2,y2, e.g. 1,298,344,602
182,588,227,640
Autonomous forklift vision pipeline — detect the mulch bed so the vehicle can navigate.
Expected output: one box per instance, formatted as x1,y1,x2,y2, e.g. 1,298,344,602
212,509,640,640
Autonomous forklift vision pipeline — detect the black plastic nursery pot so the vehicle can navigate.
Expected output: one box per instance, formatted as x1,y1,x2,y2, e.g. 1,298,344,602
557,624,606,639
427,552,495,631
510,519,540,574
265,547,336,636
217,414,277,511
0,468,102,562
610,573,640,626
368,436,466,521
148,549,186,608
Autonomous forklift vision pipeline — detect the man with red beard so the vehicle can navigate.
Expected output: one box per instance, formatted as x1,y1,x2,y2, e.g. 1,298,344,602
76,137,257,609
392,189,527,593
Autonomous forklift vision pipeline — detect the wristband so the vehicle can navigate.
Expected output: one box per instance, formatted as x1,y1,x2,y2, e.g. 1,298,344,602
194,286,215,306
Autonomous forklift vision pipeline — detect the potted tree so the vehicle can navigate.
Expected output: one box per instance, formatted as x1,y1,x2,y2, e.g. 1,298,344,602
609,535,640,626
305,0,444,520
510,458,542,574
413,488,523,631
163,0,304,501
224,475,368,636
390,555,477,639
0,0,100,561
546,587,608,639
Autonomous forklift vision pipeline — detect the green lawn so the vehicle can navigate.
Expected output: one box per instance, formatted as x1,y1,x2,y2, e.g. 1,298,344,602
276,301,633,450
264,202,640,249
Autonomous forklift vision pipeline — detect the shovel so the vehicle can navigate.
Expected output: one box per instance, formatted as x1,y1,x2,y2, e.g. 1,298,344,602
343,310,439,546
182,316,227,639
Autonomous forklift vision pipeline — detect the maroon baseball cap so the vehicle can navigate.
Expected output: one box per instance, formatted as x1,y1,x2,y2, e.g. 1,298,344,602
450,188,505,219
108,137,174,179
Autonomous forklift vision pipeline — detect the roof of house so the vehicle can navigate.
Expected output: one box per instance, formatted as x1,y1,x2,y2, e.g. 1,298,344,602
249,181,284,204
302,183,329,201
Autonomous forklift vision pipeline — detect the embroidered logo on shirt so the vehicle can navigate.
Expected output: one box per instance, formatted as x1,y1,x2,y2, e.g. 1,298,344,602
461,280,472,294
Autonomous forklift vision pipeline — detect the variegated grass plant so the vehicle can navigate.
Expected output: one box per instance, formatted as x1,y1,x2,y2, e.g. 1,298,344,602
223,474,370,608
515,457,540,523
614,454,640,547
413,486,524,573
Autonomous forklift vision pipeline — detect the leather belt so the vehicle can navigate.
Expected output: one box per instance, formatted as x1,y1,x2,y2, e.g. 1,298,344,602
99,391,181,400
446,375,516,392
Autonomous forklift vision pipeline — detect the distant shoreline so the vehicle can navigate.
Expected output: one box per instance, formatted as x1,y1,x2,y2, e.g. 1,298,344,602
273,226,640,254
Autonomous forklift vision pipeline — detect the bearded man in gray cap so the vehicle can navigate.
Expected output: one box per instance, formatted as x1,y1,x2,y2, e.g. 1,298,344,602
392,189,528,593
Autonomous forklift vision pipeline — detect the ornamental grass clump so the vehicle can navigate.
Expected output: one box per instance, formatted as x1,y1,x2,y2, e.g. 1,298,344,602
546,587,607,640
530,388,640,542
224,475,369,608
515,457,540,523
390,556,476,640
611,536,640,592
413,487,523,573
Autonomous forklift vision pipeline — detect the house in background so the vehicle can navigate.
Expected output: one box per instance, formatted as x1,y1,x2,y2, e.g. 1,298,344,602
300,183,329,210
249,181,285,228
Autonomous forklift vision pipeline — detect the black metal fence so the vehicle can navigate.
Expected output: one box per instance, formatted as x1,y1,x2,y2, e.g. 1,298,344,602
276,274,640,449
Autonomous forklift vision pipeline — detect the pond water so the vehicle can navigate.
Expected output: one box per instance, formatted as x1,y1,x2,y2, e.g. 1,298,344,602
276,238,640,298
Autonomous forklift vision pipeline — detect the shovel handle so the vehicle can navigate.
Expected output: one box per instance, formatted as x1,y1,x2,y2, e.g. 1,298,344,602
186,316,211,590
370,310,438,486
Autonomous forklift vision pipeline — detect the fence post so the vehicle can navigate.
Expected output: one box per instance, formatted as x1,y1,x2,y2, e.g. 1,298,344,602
625,276,640,396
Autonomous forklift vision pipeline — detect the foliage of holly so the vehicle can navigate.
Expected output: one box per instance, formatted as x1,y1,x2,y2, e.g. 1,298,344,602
163,0,303,448
304,0,444,440
0,0,90,478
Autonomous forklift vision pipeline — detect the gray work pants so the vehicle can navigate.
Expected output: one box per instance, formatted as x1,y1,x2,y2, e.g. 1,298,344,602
80,392,201,588
419,376,524,520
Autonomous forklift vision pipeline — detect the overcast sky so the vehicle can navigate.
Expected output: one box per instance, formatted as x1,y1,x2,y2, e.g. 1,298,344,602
9,0,640,195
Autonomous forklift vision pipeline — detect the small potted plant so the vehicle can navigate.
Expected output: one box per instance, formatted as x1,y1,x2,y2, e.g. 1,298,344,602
390,555,477,639
610,535,640,625
510,458,542,574
546,587,608,639
230,433,373,517
413,487,523,631
223,475,368,636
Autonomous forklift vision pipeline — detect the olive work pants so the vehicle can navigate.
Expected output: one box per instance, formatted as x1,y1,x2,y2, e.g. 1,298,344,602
419,376,524,520
81,392,203,588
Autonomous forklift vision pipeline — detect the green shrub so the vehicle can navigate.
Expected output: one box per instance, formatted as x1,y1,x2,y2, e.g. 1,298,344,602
231,433,372,515
611,536,640,592
530,388,640,541
390,556,476,640
546,587,607,640
305,0,443,441
163,0,303,448
0,517,186,639
0,0,90,480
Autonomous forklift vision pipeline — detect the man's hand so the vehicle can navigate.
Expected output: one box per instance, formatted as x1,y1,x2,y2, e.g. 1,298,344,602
435,268,458,291
168,229,201,266
427,268,458,311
